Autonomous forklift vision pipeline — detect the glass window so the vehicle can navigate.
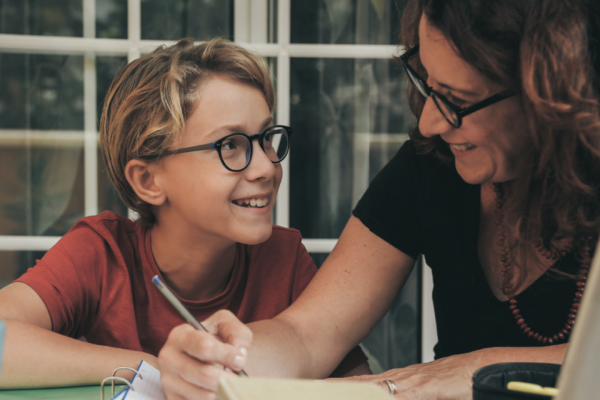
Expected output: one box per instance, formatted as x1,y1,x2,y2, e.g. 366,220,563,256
0,52,85,237
0,0,83,37
97,55,128,216
96,0,127,39
290,57,414,238
0,250,47,289
141,0,234,41
291,0,402,44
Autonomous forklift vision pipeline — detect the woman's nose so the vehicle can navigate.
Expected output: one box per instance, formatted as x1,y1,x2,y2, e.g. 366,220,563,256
418,95,454,138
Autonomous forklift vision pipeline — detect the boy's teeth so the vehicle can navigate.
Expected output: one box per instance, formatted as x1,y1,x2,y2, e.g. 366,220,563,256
236,197,269,208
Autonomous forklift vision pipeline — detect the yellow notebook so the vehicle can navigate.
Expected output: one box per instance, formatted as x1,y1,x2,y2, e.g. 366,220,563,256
217,377,392,400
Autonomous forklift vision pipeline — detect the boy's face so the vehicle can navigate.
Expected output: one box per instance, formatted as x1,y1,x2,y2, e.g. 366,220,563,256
155,75,281,245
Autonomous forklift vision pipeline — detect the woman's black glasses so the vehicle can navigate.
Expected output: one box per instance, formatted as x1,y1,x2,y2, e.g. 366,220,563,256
399,45,516,128
156,125,291,172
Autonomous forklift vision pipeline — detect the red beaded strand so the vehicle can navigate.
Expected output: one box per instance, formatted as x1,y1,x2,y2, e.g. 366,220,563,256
493,183,589,344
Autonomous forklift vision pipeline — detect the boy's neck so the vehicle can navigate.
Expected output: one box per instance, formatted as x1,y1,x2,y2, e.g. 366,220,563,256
149,223,237,302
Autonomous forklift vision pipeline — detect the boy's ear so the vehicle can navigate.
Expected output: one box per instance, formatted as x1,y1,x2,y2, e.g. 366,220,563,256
125,159,167,206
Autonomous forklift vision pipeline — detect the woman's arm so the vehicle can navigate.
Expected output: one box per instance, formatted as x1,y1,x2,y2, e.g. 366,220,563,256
0,283,158,388
157,216,416,398
337,344,567,399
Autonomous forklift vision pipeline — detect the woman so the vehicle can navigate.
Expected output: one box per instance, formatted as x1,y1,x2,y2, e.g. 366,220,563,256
158,0,600,398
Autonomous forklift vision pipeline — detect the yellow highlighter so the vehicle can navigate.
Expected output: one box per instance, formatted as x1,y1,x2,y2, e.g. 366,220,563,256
507,381,559,397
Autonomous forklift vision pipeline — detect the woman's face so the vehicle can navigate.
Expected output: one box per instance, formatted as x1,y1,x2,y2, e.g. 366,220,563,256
154,74,281,246
418,14,532,184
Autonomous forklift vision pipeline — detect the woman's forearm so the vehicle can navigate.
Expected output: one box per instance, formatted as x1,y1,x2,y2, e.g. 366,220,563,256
0,320,157,389
335,344,569,400
474,343,568,367
245,316,319,378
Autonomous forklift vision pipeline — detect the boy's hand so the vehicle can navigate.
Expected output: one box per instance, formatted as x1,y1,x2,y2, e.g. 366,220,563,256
158,310,252,400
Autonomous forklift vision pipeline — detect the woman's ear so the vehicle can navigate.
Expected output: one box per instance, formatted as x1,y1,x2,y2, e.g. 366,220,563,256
125,159,167,206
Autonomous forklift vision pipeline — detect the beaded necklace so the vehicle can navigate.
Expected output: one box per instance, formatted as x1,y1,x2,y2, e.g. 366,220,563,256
493,183,590,344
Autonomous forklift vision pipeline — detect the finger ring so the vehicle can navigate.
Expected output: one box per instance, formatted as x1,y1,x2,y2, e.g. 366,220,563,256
383,379,397,395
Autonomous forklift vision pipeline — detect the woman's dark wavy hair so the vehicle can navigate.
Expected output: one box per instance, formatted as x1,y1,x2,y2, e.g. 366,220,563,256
400,0,600,290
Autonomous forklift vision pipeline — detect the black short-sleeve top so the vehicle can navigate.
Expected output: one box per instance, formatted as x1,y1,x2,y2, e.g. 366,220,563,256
353,140,578,359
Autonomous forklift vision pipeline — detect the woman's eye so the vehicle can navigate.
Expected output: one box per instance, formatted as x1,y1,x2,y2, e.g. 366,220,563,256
446,92,468,107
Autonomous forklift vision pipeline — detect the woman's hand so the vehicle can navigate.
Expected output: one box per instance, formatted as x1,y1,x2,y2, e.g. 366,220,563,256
330,351,482,400
158,310,252,400
331,344,568,400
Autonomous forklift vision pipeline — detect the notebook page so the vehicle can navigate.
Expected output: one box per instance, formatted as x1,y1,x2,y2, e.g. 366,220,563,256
111,360,167,400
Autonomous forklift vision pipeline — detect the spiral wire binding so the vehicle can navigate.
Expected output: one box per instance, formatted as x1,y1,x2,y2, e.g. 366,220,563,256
100,366,143,400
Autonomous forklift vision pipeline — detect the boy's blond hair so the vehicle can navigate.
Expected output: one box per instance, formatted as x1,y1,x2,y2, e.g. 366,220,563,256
100,38,275,227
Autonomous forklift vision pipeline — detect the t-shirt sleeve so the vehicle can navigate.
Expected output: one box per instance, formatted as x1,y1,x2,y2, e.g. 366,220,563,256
352,140,425,259
290,236,369,377
15,221,105,338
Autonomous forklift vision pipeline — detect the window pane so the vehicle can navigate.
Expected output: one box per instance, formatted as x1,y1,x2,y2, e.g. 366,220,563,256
97,55,128,217
96,0,127,39
141,0,234,41
0,53,84,130
0,250,47,289
0,52,85,236
291,0,402,44
0,0,83,36
290,57,414,238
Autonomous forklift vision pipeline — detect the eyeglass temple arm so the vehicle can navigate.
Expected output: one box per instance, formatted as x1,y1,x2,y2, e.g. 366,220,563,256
458,90,516,117
161,143,215,156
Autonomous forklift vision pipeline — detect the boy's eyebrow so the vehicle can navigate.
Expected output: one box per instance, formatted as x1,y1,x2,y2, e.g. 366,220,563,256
208,117,274,139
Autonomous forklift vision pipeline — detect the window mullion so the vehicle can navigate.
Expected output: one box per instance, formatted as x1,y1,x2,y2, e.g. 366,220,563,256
128,0,141,63
275,0,291,228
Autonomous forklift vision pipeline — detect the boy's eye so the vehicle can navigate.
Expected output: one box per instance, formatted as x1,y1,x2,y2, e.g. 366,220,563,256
221,139,238,150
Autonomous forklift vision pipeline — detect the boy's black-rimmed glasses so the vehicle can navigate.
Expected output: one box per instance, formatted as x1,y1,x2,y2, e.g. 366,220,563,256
399,44,516,128
153,125,292,172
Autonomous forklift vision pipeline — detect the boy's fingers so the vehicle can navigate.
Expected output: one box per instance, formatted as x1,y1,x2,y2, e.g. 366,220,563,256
169,313,251,372
201,310,253,370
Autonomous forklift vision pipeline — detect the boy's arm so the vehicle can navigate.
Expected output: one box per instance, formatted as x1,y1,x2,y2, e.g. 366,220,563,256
341,362,372,377
0,282,158,389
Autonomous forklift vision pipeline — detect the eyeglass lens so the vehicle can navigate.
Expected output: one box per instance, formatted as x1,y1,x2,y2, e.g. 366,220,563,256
431,95,460,127
403,64,461,128
220,126,290,171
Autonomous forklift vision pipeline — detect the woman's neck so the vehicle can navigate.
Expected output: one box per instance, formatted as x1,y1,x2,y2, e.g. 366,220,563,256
149,222,237,302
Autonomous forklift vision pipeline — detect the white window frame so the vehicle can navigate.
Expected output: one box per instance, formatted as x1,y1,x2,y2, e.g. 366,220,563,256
0,0,435,362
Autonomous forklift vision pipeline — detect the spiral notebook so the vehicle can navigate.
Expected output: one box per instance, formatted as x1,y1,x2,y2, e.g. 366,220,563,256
102,360,390,400
105,360,166,400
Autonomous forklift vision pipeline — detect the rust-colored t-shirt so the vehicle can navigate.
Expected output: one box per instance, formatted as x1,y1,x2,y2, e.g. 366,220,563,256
17,211,366,376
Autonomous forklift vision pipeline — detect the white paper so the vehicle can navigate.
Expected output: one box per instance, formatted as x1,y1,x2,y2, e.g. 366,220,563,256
111,361,167,400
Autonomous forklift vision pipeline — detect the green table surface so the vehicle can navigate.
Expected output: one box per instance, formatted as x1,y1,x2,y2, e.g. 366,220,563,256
0,385,128,399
